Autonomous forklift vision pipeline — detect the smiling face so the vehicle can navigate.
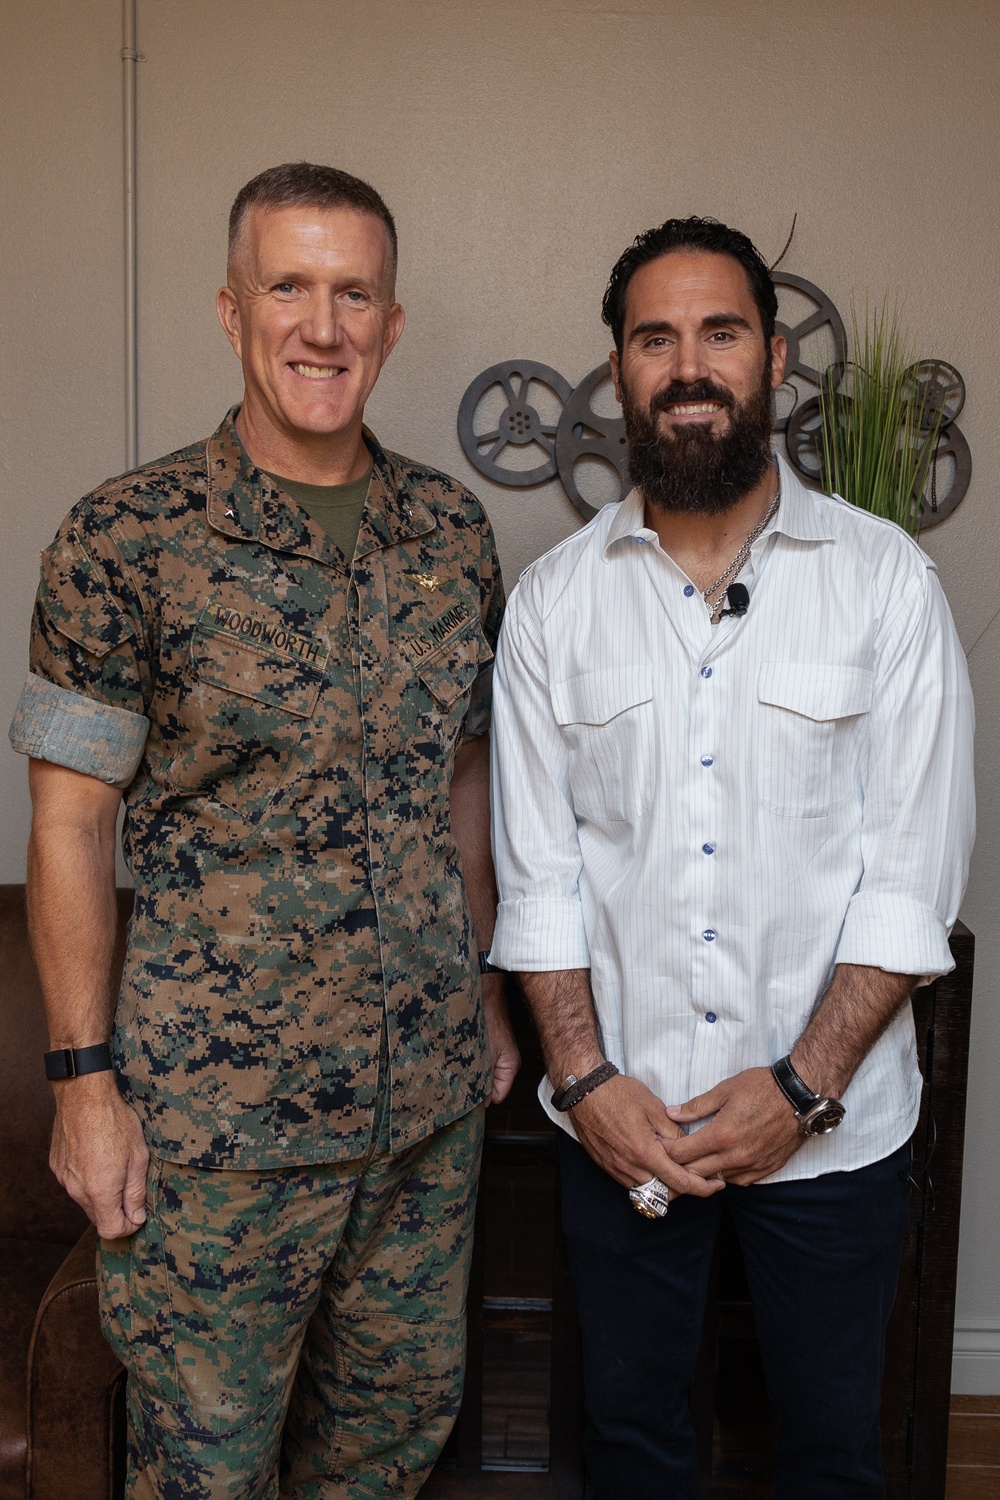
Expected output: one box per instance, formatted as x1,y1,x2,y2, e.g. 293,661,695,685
216,203,404,479
610,248,785,436
610,249,786,513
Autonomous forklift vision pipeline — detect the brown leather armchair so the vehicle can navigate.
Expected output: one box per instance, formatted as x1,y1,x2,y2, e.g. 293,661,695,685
0,885,131,1500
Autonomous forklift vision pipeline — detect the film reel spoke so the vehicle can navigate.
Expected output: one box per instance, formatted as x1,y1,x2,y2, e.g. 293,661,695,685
499,372,521,407
790,305,836,341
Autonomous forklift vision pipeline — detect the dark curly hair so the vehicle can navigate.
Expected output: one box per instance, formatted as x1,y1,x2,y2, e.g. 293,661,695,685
602,217,777,354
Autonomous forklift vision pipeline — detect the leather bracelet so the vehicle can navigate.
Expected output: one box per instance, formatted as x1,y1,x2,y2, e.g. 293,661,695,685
478,951,502,975
551,1061,619,1112
44,1044,114,1081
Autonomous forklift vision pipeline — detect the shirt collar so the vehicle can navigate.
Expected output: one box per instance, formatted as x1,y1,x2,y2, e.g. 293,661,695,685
204,407,436,559
602,451,836,556
771,453,837,543
603,485,650,552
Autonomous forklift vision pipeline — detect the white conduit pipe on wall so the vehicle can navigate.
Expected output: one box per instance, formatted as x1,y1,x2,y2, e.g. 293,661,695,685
122,0,139,469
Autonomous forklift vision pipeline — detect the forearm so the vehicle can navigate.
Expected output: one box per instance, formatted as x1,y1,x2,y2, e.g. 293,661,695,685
27,761,121,1050
450,733,520,1102
791,963,915,1100
517,968,605,1085
25,760,148,1236
450,733,498,951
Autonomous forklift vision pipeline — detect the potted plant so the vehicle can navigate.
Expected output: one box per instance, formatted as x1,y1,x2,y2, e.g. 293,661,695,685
816,305,947,536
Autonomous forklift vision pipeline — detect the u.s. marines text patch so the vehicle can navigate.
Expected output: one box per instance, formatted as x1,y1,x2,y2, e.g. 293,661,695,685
402,601,476,664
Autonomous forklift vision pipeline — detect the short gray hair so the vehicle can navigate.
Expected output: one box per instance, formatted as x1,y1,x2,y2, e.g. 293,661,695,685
228,162,397,280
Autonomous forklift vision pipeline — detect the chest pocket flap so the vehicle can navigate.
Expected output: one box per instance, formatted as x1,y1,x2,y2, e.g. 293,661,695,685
551,665,653,727
192,620,326,719
413,621,493,711
758,661,873,722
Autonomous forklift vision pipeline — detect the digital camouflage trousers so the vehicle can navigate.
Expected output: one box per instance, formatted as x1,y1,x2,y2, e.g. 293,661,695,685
97,1097,485,1499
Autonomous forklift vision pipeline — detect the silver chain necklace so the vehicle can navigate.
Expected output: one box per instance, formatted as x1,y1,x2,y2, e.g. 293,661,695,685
703,488,780,622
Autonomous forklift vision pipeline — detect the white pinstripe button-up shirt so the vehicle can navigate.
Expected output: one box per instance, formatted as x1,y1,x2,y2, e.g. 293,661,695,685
490,457,974,1180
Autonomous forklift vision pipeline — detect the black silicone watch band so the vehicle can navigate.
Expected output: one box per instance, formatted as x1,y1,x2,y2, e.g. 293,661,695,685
478,951,502,975
44,1044,114,1081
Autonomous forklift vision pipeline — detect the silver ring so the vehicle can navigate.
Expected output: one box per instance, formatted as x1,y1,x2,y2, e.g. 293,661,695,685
628,1177,671,1218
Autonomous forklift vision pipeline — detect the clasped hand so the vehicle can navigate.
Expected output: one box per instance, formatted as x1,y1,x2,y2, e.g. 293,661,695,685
571,1067,803,1197
664,1065,804,1187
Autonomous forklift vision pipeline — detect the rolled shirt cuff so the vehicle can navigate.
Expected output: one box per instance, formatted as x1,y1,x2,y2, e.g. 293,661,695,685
8,673,149,789
835,891,955,984
490,897,591,971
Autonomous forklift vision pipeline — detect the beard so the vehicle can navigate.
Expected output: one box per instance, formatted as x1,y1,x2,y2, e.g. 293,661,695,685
621,360,774,516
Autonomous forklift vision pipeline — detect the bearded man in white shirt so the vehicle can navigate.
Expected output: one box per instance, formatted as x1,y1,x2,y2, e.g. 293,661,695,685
488,217,974,1500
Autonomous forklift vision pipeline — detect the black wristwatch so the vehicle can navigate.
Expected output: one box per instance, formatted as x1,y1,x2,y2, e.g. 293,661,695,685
478,951,502,975
770,1054,846,1136
44,1043,114,1081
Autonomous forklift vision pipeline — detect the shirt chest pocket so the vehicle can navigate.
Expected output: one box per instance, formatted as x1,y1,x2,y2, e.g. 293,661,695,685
398,618,494,754
414,623,488,711
165,619,326,819
550,665,654,824
757,661,873,818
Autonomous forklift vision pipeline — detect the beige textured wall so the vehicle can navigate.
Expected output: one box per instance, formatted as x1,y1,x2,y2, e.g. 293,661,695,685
0,0,126,865
2,0,998,1387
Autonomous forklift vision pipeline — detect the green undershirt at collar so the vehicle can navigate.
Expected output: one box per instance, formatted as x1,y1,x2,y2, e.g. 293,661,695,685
264,465,373,562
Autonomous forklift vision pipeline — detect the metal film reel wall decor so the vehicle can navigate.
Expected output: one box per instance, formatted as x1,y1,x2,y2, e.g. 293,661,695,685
457,362,572,488
457,275,971,529
554,365,629,522
771,272,846,432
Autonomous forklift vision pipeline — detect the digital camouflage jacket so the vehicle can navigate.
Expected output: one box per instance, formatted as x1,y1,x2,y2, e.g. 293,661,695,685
11,411,503,1168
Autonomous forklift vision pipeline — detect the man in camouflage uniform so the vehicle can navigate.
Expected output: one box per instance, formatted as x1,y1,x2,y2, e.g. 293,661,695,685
10,162,518,1499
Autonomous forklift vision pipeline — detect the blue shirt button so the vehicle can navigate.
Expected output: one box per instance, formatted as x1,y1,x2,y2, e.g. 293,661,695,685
702,843,715,855
700,666,713,679
683,584,695,596
705,1012,718,1023
636,536,646,545
702,928,716,942
700,755,714,767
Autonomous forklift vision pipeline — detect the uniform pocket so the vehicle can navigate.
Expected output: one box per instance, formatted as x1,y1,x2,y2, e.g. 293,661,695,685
164,611,326,818
757,661,872,817
97,1159,179,1408
550,665,654,823
415,622,489,712
107,1157,297,1440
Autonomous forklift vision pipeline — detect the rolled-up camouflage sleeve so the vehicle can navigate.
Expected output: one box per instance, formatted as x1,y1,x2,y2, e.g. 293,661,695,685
461,514,506,743
8,506,150,788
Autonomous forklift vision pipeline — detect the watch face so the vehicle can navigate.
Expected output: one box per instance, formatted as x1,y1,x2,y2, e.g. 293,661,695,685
802,1101,846,1136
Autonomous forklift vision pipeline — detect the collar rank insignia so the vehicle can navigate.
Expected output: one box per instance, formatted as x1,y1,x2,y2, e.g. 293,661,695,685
415,573,441,591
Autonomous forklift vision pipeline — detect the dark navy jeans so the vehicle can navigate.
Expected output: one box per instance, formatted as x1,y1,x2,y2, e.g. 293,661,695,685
559,1134,911,1499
